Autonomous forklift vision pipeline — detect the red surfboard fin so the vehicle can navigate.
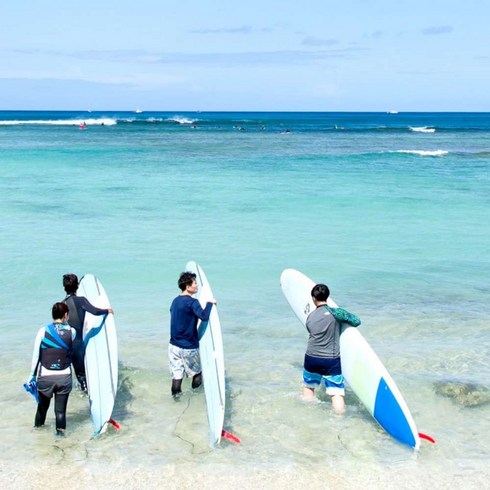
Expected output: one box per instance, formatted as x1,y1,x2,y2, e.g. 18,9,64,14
108,418,121,430
221,430,240,444
419,432,435,444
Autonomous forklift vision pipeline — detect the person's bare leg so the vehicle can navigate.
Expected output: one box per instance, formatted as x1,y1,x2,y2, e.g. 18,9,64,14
331,394,345,415
302,386,315,399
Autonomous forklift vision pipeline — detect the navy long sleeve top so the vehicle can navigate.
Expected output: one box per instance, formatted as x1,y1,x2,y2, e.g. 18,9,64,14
169,295,213,349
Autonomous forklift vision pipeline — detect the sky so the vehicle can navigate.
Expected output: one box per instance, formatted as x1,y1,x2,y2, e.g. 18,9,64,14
0,0,489,111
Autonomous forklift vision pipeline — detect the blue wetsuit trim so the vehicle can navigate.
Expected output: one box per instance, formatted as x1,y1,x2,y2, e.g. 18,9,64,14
83,314,108,348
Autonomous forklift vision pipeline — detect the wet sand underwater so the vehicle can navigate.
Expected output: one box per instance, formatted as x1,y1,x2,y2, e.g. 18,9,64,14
2,320,490,490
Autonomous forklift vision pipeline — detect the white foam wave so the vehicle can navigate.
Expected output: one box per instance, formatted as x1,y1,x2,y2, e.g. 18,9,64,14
409,126,436,133
393,150,448,157
0,118,117,126
167,116,196,124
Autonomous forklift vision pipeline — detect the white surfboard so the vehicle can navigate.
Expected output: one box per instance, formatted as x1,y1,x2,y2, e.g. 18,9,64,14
186,261,225,447
78,274,118,435
280,268,420,449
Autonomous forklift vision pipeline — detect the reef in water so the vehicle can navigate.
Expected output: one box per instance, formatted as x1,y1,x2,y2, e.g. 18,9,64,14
434,380,490,407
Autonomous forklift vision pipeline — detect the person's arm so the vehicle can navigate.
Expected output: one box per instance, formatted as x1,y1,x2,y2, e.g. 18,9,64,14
80,297,113,316
192,300,214,322
29,328,44,379
325,305,361,327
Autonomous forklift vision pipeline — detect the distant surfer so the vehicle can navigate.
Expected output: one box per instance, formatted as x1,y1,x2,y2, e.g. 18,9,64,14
168,271,216,399
62,274,113,392
79,122,86,130
302,284,360,414
27,302,76,436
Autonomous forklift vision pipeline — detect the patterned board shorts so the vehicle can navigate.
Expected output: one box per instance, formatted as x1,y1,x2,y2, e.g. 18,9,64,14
168,344,201,379
303,370,345,396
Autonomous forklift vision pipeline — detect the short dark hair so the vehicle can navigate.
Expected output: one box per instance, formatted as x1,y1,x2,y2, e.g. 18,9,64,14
52,302,69,320
311,283,330,302
63,274,79,294
178,272,197,291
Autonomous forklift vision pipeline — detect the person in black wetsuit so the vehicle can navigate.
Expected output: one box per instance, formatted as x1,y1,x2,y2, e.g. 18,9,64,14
28,302,76,436
62,273,113,392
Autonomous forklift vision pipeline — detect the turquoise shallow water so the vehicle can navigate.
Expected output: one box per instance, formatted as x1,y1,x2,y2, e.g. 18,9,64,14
0,112,489,488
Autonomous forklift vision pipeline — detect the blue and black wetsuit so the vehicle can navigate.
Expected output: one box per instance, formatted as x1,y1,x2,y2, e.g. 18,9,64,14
31,322,76,434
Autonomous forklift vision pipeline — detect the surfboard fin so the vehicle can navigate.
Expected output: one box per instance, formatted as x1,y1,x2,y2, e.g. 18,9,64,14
419,432,436,444
108,418,121,430
221,430,240,444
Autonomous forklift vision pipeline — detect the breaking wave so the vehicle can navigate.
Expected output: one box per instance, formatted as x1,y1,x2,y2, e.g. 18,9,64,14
0,118,117,126
392,150,449,157
409,126,436,133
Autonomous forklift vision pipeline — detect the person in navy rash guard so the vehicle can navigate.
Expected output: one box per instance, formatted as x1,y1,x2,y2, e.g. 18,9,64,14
168,271,216,398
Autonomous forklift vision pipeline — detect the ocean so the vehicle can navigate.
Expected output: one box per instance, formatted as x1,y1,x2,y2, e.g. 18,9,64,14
0,111,489,489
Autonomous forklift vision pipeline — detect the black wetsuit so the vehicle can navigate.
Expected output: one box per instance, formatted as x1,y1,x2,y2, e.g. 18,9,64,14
64,294,109,389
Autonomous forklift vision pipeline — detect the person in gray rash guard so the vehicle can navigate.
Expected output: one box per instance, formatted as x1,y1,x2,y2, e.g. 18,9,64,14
62,273,113,392
302,283,360,414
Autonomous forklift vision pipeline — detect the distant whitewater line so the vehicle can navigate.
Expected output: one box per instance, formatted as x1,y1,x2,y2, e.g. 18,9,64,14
0,118,117,126
391,150,449,157
167,116,198,124
409,126,436,133
0,116,487,133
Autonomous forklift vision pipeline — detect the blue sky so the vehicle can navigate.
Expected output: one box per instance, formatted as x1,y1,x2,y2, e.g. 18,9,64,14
0,1,488,111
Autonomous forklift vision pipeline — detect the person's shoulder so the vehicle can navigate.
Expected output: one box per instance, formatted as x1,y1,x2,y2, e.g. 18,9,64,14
309,306,324,317
178,294,195,301
173,294,189,301
185,296,199,306
78,295,94,307
172,294,193,305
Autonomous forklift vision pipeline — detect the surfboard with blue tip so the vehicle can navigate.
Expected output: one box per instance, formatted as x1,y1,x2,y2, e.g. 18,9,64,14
280,268,420,449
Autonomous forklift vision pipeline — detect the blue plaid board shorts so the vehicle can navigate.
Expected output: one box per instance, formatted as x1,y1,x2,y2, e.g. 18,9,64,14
303,354,345,396
168,344,201,379
303,370,345,396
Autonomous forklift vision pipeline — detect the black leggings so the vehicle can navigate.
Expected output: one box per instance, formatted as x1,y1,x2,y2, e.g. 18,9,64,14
35,392,70,431
72,338,86,383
